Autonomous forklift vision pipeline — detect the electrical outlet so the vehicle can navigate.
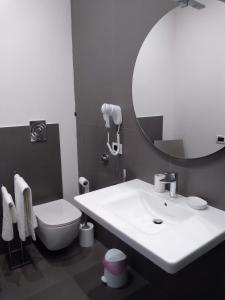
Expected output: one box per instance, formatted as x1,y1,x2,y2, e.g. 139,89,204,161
112,142,123,155
217,135,225,145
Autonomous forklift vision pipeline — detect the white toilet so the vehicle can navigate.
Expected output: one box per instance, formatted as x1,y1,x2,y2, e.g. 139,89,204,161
34,199,82,251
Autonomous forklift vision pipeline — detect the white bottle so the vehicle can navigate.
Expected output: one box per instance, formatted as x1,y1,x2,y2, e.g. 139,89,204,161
154,174,166,193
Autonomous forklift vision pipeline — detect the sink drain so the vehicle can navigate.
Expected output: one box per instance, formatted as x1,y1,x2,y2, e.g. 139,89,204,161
153,218,163,225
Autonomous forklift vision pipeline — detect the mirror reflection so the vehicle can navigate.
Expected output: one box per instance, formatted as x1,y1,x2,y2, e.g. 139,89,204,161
132,0,225,159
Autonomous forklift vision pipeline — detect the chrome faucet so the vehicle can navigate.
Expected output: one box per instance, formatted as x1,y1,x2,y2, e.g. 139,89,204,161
160,172,177,198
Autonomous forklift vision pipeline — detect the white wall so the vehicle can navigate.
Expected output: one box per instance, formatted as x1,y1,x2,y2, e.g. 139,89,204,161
0,0,78,200
132,9,177,140
133,0,225,158
174,0,225,157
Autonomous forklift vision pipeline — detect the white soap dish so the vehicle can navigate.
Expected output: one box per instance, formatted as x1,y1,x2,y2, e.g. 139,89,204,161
186,196,208,210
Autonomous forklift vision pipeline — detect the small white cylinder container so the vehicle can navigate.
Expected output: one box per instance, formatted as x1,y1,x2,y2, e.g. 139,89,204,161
154,174,166,193
101,249,127,288
79,222,94,247
103,268,127,288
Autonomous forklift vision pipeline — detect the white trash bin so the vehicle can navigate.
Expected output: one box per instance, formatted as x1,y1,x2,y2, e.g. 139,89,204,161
101,248,127,288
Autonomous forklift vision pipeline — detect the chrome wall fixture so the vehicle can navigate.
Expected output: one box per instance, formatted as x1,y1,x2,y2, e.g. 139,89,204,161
30,120,47,143
174,0,205,9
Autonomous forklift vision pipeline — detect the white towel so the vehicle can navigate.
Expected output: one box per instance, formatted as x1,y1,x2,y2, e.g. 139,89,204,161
14,174,38,241
1,186,17,242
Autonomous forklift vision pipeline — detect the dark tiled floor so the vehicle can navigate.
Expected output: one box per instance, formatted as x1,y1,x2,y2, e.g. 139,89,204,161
0,240,159,300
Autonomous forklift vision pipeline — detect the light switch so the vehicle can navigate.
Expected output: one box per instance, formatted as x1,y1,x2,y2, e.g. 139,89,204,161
216,135,225,144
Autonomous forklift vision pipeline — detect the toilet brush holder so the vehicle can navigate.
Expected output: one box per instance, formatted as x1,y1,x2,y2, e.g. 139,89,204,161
79,222,94,247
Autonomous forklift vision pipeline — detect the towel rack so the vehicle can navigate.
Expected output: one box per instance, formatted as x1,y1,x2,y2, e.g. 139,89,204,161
3,181,32,270
7,240,32,270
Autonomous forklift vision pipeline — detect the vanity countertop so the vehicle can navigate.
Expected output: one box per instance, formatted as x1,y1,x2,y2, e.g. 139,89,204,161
74,179,225,274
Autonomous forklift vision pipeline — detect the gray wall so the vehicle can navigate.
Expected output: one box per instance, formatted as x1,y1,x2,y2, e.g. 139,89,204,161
71,0,225,210
0,0,78,201
137,116,163,142
0,124,62,253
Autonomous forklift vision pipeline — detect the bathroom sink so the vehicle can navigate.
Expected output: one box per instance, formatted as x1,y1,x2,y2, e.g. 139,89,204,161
74,179,225,274
103,190,194,235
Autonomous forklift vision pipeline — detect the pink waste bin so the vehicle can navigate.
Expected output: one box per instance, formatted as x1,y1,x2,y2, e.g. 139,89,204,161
101,248,127,288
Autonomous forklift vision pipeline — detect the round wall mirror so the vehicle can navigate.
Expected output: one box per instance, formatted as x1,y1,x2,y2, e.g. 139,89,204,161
132,0,225,159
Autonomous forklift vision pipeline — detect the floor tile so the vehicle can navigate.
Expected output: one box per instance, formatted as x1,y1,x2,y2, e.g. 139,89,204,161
25,278,89,300
0,240,157,300
0,244,70,299
74,263,148,300
41,240,108,277
0,282,23,300
123,284,171,300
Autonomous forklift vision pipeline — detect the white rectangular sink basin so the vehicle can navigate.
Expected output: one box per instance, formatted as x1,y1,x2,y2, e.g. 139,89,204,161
103,190,194,235
74,179,225,274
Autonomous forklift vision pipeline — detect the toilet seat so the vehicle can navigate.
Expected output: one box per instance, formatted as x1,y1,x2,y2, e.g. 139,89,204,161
34,199,82,228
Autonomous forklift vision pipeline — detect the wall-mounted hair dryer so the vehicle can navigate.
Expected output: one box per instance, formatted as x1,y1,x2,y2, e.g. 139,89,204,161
101,103,122,156
101,104,122,128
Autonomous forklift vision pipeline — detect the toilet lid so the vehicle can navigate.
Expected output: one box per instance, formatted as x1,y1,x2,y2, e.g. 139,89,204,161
34,199,82,226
